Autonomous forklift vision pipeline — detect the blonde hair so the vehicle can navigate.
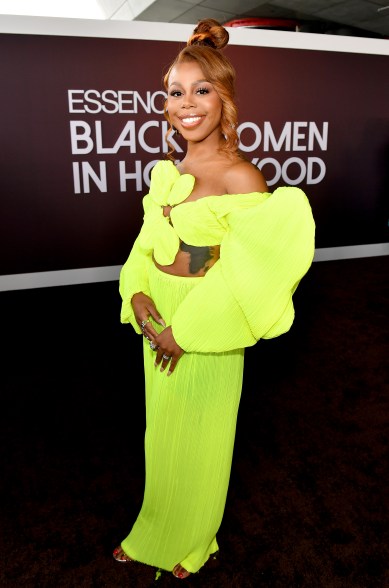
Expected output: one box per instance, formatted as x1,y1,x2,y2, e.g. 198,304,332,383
163,18,239,161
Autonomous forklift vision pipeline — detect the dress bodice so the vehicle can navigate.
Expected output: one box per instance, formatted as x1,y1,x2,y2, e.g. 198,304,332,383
138,160,270,265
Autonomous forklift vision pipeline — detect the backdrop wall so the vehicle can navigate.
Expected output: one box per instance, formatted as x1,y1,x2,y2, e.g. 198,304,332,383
0,17,388,290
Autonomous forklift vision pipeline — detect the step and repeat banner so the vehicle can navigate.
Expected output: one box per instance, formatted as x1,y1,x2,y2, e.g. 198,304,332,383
0,18,388,289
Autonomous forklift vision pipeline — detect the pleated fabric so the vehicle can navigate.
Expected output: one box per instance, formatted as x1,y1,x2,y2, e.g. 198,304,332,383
121,262,245,573
120,161,315,351
171,186,315,351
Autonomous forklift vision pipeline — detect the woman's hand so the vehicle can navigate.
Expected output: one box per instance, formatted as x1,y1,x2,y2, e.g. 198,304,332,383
132,292,166,332
132,292,184,375
153,326,184,376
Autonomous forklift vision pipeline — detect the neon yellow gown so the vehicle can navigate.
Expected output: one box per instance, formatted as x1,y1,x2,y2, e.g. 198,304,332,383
119,160,315,574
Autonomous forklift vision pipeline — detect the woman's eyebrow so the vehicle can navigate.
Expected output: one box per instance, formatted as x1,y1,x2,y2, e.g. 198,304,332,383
169,79,209,88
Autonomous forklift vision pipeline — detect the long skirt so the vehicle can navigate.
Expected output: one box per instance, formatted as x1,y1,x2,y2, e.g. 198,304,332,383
121,262,245,574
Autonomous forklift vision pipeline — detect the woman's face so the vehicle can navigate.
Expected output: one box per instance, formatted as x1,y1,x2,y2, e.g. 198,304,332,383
166,60,223,143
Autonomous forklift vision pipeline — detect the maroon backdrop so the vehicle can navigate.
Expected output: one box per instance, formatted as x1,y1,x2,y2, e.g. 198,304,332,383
0,33,388,276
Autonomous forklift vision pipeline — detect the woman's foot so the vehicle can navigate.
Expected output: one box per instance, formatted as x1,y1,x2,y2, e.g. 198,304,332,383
172,564,191,579
113,546,133,563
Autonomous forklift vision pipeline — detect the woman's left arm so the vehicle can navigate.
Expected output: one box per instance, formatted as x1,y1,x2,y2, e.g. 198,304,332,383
171,185,316,353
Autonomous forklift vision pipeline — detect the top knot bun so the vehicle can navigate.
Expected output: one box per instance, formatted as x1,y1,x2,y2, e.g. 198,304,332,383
187,18,229,50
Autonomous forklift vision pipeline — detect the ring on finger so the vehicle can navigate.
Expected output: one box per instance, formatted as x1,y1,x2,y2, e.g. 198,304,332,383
162,354,171,361
141,319,150,329
150,341,158,351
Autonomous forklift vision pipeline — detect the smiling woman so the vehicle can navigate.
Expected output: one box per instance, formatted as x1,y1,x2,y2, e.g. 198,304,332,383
165,61,223,143
113,17,315,581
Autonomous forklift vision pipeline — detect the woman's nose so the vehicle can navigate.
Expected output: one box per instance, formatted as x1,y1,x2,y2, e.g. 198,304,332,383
181,97,195,108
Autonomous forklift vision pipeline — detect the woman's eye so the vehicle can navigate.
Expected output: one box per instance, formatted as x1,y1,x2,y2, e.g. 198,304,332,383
169,87,209,97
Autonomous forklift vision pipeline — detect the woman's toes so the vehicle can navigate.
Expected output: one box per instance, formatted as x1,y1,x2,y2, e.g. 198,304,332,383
172,564,191,579
113,546,133,562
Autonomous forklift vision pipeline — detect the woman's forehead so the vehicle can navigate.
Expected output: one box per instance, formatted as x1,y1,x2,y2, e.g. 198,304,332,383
168,61,206,83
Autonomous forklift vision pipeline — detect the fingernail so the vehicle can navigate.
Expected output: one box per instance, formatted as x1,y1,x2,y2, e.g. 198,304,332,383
154,361,158,367
159,319,166,327
167,370,172,377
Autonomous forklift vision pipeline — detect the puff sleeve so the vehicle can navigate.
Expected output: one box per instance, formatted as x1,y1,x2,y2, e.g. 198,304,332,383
119,235,153,333
171,187,315,352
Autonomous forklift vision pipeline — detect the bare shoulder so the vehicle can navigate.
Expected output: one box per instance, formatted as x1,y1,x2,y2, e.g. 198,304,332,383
224,158,268,194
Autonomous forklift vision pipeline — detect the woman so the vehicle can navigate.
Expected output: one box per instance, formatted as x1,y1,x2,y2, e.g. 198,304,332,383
113,18,315,580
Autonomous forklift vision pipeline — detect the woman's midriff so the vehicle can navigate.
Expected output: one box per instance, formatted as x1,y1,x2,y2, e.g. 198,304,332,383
153,242,220,278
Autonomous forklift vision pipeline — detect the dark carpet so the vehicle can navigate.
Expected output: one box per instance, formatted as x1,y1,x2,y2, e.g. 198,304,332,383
0,256,388,587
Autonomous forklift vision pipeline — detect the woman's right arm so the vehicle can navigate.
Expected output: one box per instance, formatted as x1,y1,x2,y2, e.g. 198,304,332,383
119,236,153,332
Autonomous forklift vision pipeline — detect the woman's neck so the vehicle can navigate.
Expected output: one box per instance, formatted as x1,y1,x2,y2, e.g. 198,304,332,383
184,133,225,164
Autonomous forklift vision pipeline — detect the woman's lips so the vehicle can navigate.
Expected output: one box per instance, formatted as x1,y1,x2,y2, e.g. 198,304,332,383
179,115,203,128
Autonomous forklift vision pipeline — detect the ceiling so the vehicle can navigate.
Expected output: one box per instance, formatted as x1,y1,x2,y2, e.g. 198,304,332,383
113,0,389,38
1,0,388,38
